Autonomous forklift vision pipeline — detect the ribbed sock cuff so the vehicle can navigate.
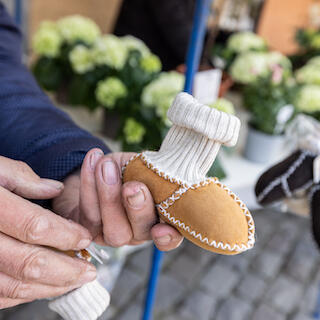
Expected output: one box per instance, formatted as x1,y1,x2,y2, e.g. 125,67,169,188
48,280,110,320
144,93,240,184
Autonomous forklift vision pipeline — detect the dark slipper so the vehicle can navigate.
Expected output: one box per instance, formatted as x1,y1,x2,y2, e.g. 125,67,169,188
255,150,315,205
310,184,320,249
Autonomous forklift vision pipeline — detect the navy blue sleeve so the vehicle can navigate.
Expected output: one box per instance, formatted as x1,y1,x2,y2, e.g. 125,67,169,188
0,3,110,181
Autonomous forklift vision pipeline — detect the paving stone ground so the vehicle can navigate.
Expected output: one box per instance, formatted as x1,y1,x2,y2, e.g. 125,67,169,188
2,209,320,320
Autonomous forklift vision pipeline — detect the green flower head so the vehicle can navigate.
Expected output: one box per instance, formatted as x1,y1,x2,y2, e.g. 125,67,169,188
295,85,320,113
69,45,94,74
209,98,235,114
57,15,101,44
95,77,127,109
121,35,151,57
92,35,128,70
123,118,146,144
295,64,320,85
140,54,162,73
227,31,267,53
142,71,185,125
311,34,320,49
32,21,62,57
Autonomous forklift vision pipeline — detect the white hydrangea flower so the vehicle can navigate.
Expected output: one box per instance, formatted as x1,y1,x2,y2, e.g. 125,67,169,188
230,51,291,84
266,51,292,70
32,21,62,57
57,15,101,44
296,64,320,85
69,45,94,74
295,85,320,113
230,52,269,84
308,56,320,67
227,31,267,53
92,35,128,70
121,35,151,57
142,71,184,124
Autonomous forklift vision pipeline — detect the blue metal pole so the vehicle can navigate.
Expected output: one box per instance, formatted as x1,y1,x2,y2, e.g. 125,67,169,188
142,1,212,319
184,0,212,94
142,246,164,320
14,0,23,27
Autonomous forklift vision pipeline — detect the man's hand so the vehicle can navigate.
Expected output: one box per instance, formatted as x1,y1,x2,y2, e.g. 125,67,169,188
53,149,183,251
0,157,96,309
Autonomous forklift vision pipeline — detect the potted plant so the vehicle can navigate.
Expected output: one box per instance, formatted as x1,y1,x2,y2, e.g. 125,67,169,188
211,31,268,96
229,50,295,163
31,15,235,180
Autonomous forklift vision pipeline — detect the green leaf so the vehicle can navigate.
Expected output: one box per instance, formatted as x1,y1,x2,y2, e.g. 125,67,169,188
32,57,63,91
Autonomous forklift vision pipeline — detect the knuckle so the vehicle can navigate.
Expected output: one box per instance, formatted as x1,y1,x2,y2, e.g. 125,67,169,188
5,279,25,299
104,192,121,206
104,232,132,248
15,160,30,172
24,214,49,243
21,249,47,281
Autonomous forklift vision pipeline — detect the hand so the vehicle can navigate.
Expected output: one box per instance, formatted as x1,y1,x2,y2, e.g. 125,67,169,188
53,149,184,251
0,157,96,309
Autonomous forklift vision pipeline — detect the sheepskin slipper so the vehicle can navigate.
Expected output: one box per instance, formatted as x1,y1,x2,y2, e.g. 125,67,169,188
255,150,316,205
123,93,255,255
48,250,110,320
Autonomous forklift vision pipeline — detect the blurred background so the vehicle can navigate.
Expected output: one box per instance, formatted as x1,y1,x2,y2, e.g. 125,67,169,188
2,0,320,319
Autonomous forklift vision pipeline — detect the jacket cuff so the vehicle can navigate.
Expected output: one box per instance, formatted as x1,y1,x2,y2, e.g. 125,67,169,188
25,136,110,181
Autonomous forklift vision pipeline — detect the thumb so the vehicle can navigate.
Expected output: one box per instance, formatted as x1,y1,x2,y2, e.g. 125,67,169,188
0,156,63,199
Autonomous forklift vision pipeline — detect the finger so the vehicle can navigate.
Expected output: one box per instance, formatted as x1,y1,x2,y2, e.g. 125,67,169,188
0,272,82,301
0,156,63,199
0,233,96,287
151,223,184,251
0,187,92,250
122,181,157,241
80,148,104,238
0,297,30,309
106,152,137,168
95,157,133,247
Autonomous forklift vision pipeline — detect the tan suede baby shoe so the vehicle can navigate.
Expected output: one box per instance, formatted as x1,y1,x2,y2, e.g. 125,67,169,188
123,93,255,255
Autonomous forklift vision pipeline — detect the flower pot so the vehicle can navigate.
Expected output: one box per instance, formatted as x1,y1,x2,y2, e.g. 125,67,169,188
243,127,284,164
103,110,121,140
218,72,234,97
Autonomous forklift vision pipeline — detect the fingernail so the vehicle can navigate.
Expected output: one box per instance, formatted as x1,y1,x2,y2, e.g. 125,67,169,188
90,151,103,170
79,270,97,284
127,188,146,209
102,160,119,185
77,238,92,249
155,235,171,246
42,179,64,190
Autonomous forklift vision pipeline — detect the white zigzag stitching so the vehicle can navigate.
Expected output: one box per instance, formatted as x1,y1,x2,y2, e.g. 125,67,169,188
157,178,255,252
122,153,255,252
257,150,316,203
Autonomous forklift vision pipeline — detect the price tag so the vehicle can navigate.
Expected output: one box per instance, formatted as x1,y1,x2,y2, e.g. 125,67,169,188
193,69,222,105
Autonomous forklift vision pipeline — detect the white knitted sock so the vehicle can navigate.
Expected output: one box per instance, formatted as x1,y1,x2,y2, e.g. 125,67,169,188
144,93,240,184
48,279,110,320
